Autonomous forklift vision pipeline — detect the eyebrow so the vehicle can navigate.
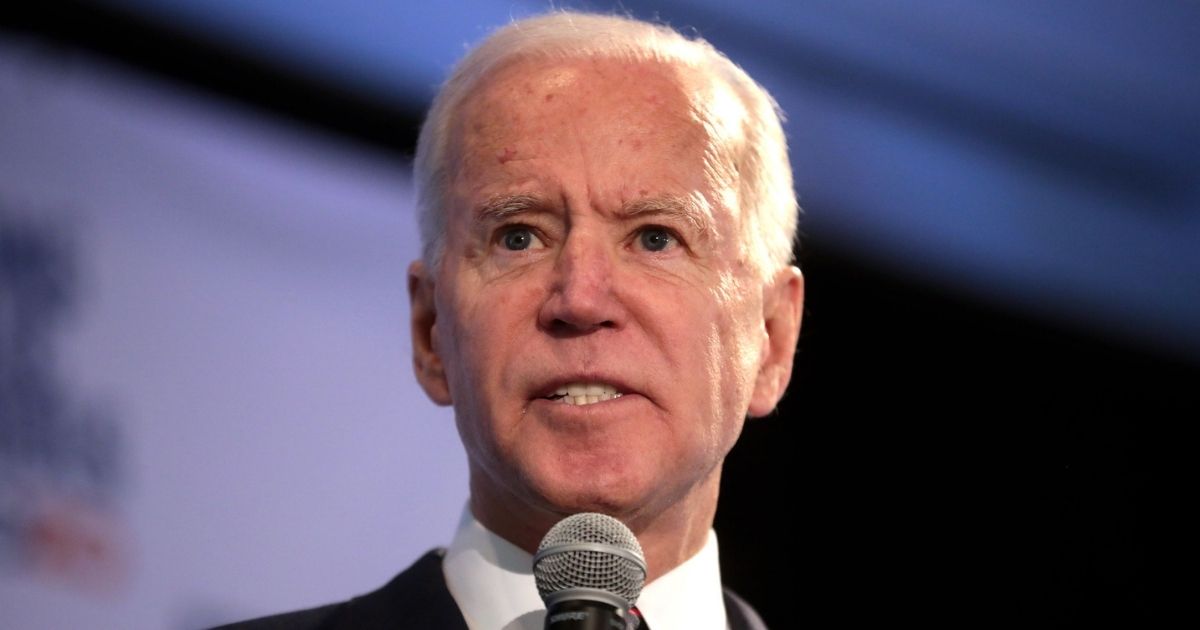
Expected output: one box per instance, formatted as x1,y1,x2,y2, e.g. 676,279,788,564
623,196,715,240
472,193,715,239
474,194,545,223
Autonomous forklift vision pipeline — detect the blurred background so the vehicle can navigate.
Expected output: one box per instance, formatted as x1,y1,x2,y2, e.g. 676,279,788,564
2,1,1195,628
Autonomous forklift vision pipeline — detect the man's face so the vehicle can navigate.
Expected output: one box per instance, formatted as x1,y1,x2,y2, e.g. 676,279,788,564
410,58,801,536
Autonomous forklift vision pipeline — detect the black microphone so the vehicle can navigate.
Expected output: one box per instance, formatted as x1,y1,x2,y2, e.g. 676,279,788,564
533,513,648,630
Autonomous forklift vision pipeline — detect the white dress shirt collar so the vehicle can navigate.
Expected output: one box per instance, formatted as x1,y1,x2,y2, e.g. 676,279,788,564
442,507,729,630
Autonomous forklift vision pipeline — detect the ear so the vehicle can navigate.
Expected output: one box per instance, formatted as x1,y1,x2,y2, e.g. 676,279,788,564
747,265,804,417
408,260,453,406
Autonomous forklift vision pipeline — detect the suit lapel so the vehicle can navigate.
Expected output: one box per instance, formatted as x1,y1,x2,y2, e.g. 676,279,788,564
723,588,769,630
335,549,469,630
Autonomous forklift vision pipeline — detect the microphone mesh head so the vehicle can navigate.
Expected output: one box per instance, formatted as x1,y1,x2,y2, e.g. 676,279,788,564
533,513,647,607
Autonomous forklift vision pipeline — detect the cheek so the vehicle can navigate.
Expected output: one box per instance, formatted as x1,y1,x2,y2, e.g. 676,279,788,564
707,282,765,405
645,274,761,394
434,276,482,398
442,275,543,391
438,291,502,457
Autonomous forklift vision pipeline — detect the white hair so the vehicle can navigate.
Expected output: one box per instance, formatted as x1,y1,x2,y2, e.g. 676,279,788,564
413,11,798,276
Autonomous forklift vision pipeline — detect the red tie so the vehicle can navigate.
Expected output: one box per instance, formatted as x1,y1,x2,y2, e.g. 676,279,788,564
630,606,651,630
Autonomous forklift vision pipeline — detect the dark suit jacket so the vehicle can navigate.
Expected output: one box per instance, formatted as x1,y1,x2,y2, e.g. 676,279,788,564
214,548,768,629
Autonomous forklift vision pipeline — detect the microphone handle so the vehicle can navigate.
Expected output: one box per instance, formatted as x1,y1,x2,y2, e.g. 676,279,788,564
544,600,639,630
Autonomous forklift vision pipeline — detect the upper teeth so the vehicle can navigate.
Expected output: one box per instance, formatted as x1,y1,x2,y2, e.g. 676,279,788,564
551,382,622,405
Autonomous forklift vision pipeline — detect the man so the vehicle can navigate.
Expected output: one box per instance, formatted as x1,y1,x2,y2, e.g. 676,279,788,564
219,10,802,630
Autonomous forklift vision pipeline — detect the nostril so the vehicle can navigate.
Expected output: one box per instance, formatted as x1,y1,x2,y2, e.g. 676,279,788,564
548,317,615,336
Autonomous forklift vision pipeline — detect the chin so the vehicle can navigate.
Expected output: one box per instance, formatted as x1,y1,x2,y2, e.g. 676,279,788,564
523,451,659,520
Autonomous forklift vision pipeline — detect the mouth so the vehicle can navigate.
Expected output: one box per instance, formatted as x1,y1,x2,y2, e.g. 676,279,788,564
540,382,624,406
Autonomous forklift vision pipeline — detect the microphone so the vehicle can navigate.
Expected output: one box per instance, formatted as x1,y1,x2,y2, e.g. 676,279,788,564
533,513,648,630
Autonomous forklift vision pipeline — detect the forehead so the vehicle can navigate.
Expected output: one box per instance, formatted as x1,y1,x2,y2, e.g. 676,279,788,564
446,57,744,204
461,57,697,128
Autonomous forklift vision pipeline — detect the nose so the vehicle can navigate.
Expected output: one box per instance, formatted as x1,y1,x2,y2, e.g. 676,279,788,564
537,230,623,335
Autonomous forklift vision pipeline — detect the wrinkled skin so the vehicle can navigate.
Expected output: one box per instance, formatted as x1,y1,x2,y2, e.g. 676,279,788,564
409,57,803,579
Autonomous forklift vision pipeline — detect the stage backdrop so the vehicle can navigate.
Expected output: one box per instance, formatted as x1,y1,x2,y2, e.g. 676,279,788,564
0,38,466,629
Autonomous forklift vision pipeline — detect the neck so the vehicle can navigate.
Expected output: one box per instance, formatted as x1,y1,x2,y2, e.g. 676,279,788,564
469,465,723,583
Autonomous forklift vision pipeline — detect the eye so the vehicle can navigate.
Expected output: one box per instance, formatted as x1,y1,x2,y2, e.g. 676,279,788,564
638,227,676,252
499,226,543,251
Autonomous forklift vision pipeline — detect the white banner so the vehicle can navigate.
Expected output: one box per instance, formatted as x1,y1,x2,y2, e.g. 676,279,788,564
0,37,466,630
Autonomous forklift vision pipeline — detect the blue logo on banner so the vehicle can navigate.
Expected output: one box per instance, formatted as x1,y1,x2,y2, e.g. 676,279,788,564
0,206,127,591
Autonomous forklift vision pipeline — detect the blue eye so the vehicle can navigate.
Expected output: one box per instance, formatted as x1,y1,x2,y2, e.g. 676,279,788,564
639,228,674,252
502,227,537,250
